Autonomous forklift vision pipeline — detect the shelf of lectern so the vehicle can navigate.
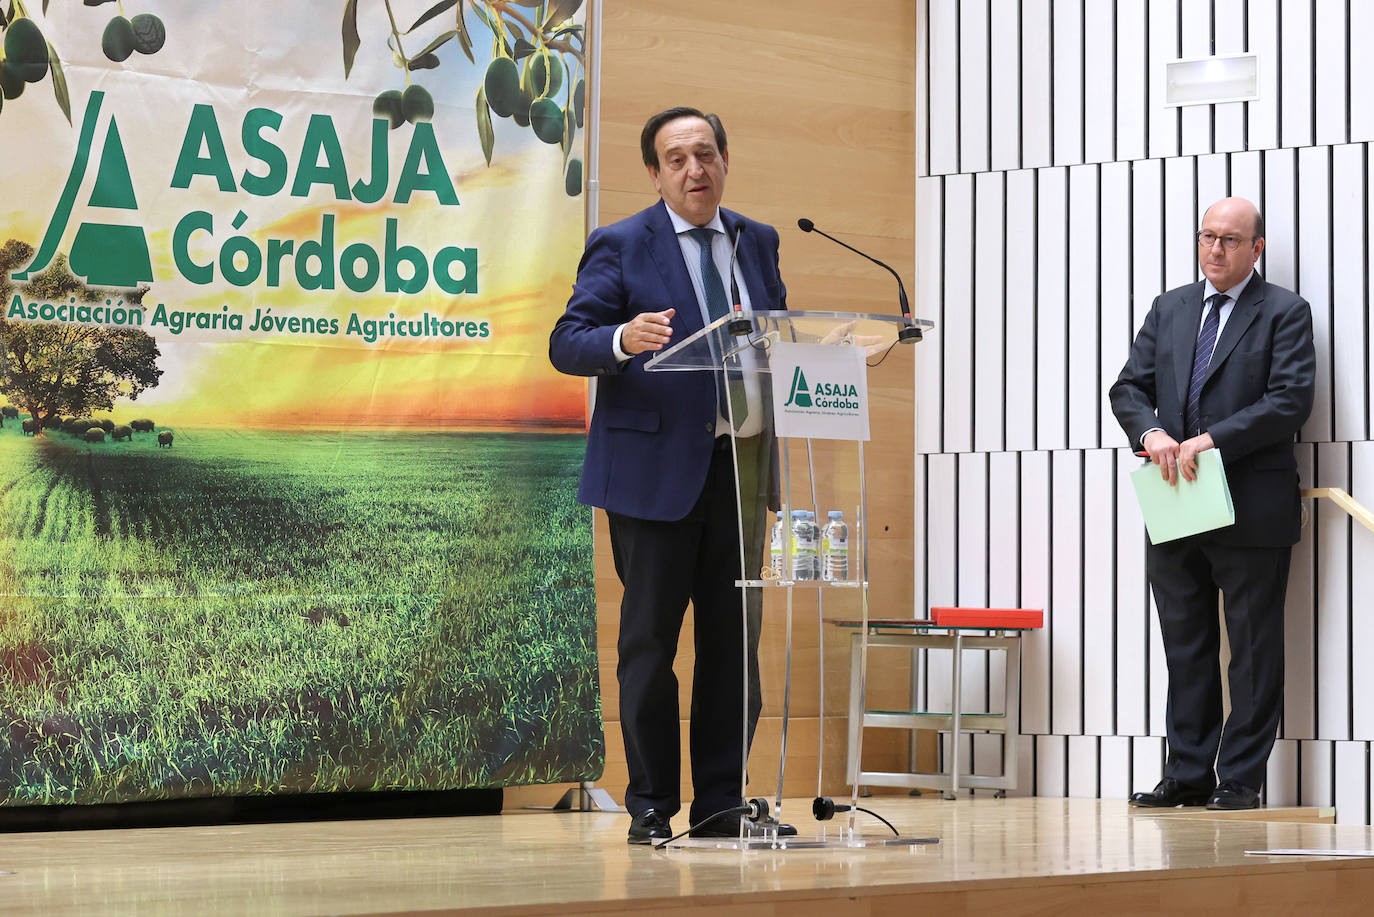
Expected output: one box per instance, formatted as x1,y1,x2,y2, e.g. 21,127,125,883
736,579,869,589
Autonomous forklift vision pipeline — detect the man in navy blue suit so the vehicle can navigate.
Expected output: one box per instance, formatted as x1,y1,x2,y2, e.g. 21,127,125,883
1110,197,1315,811
549,107,791,844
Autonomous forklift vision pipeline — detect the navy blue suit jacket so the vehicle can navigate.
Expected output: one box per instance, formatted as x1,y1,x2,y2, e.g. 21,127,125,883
1109,274,1315,546
549,200,787,521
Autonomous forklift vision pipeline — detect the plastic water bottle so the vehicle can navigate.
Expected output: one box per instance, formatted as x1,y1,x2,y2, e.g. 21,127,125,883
822,510,850,582
802,514,813,577
790,510,815,580
769,511,785,577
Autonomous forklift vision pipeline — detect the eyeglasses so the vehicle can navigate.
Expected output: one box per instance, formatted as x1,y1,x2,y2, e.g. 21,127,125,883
1195,230,1254,252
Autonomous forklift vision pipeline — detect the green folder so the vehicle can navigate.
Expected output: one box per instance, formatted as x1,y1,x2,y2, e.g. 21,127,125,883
1129,449,1235,544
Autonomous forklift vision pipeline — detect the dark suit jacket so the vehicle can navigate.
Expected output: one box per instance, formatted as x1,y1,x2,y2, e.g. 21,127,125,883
1109,274,1316,546
548,200,787,522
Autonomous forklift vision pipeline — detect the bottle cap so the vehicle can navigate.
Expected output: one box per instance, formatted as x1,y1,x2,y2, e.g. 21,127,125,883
828,510,843,520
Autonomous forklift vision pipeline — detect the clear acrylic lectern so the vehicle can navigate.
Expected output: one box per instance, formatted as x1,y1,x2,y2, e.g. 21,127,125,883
645,309,936,850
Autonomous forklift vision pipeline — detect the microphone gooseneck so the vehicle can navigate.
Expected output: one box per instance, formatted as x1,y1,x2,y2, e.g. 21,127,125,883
796,216,921,343
726,224,750,335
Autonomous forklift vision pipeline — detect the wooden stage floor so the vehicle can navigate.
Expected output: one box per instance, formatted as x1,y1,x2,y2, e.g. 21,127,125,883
2,796,1373,915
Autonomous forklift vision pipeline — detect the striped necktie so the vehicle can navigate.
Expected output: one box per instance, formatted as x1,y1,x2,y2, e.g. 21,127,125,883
687,228,747,428
1184,293,1225,437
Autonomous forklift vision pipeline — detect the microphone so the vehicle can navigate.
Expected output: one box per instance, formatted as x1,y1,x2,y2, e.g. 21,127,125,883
797,217,922,343
726,224,750,335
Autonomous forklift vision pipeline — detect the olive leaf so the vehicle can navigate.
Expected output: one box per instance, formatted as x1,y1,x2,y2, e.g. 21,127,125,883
542,0,582,30
512,37,536,60
475,86,494,166
407,52,440,70
341,0,360,78
560,104,575,165
468,2,510,56
406,0,457,33
453,0,475,63
46,38,69,125
411,28,457,60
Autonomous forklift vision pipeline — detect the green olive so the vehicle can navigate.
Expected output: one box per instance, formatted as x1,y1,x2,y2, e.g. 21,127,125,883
402,85,434,124
102,17,136,63
4,18,49,83
483,57,521,118
130,13,166,55
372,89,404,129
0,61,27,100
529,97,563,144
565,158,583,197
512,84,533,127
524,51,563,100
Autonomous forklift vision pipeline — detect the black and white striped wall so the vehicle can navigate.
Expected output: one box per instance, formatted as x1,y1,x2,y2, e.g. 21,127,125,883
913,0,1374,822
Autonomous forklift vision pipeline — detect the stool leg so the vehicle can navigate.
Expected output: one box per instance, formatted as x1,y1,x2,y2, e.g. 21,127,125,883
948,632,963,799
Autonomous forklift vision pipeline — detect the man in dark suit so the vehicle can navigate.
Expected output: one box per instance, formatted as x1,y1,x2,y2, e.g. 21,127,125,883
549,107,790,844
1110,197,1315,810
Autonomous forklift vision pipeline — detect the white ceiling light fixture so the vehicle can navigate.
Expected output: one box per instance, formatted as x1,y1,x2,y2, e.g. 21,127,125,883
1164,53,1260,107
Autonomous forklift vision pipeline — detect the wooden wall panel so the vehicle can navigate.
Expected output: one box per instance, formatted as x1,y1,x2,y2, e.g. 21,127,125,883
1280,0,1314,150
1336,740,1369,825
1066,165,1100,450
1212,0,1247,153
1081,450,1116,737
1020,0,1053,171
1082,0,1115,165
973,172,1005,453
1314,0,1349,148
1114,0,1147,163
943,175,975,453
958,0,989,176
1002,170,1037,452
1176,0,1210,158
1050,0,1083,168
515,0,921,810
1331,145,1368,443
988,0,1021,173
1316,444,1351,742
1353,2,1374,143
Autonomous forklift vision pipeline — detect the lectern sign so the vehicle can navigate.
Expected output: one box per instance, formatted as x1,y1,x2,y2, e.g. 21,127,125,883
769,342,871,441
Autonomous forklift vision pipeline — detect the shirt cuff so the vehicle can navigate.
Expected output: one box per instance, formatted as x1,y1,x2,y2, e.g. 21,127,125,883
1140,427,1164,449
612,323,632,363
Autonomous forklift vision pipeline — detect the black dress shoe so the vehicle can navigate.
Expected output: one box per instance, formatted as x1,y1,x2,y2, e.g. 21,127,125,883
1128,777,1214,808
627,809,673,845
1207,780,1261,810
689,815,798,838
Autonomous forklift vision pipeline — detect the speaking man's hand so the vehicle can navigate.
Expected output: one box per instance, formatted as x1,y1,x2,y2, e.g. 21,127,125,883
622,308,676,355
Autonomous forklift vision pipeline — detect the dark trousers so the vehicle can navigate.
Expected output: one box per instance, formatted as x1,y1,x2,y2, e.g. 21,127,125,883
1147,538,1291,792
608,436,767,823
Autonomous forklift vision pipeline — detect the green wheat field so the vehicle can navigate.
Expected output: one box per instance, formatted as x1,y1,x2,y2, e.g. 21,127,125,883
0,424,600,806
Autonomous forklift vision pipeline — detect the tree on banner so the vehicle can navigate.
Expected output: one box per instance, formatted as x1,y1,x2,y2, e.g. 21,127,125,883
0,242,162,432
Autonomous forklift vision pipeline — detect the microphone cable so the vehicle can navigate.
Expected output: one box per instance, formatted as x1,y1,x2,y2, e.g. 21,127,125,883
653,800,772,848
